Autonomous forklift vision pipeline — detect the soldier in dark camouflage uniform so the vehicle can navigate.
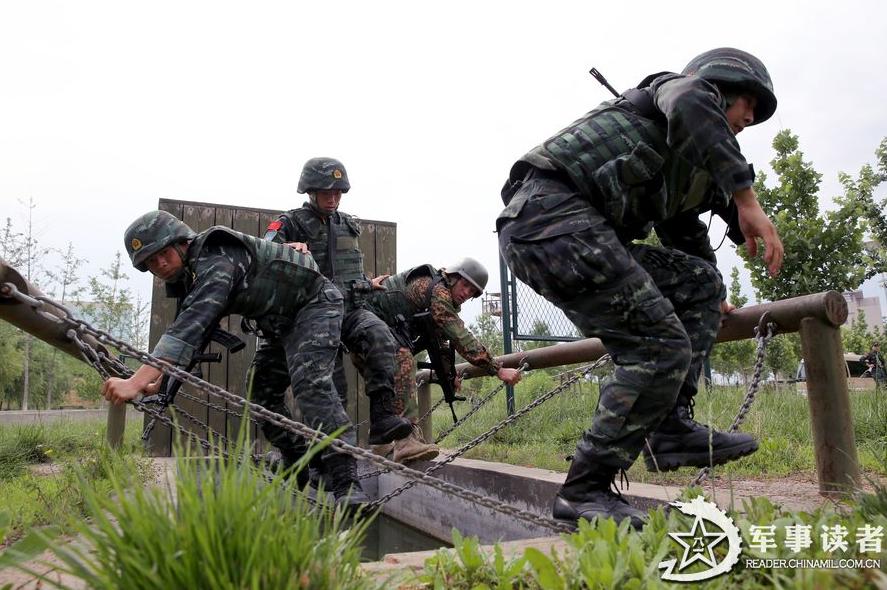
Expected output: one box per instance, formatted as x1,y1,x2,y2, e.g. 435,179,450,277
496,48,784,528
263,157,413,449
103,210,369,509
364,257,522,462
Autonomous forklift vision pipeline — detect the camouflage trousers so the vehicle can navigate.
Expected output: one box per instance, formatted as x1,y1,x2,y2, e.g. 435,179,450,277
392,347,419,420
498,174,724,470
342,308,400,403
248,284,354,460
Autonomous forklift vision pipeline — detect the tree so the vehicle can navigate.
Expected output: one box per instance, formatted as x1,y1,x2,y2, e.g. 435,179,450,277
843,310,871,355
43,242,86,408
521,319,555,352
744,130,869,301
86,251,133,335
837,137,887,278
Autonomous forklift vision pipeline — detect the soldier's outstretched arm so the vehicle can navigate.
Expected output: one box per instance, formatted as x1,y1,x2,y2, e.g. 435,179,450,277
734,187,783,277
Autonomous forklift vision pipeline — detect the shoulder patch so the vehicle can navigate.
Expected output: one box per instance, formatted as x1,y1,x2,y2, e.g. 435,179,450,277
267,220,283,231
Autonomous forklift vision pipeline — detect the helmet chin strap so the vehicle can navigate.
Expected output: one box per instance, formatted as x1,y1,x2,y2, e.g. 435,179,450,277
308,193,335,217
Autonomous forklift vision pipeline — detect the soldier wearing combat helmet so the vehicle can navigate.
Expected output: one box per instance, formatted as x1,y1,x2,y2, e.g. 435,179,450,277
106,210,370,510
363,257,523,463
497,48,783,528
262,157,413,453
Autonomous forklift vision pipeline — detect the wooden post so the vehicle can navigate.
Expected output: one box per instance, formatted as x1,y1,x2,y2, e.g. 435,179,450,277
106,403,126,449
799,317,860,497
418,382,432,443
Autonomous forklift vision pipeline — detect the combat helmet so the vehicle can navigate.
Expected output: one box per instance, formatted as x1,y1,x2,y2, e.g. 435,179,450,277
124,210,196,272
297,157,351,194
444,257,488,294
682,48,777,125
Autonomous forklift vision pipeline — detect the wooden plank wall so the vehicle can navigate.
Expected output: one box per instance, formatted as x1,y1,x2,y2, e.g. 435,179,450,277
145,198,396,456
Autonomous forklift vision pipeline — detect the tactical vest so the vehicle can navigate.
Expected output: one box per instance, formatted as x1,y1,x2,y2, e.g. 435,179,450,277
187,226,325,329
285,206,366,307
517,88,727,237
364,264,440,350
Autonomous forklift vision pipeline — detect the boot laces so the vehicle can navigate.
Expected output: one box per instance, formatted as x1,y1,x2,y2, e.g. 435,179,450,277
607,468,631,505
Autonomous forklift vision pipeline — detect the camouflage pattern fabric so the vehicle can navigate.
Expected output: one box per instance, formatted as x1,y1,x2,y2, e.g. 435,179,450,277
515,74,754,254
297,157,351,193
392,346,419,419
405,275,500,375
247,283,354,460
498,172,724,469
265,205,396,407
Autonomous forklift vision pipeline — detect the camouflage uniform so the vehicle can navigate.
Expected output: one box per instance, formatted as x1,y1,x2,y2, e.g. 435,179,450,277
265,202,392,407
124,211,365,504
497,48,776,527
365,265,501,418
263,157,411,447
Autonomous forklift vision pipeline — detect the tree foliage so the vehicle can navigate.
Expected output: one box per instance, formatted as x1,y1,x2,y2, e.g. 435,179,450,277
837,137,887,277
744,130,869,301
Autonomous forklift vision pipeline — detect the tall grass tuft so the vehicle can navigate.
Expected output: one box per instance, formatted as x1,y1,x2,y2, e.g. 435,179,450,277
23,434,377,590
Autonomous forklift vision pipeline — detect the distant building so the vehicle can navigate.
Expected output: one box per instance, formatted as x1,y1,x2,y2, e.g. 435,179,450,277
843,290,884,328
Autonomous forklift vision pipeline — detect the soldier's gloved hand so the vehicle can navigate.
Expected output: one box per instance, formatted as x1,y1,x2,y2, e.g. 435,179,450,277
285,241,310,254
370,274,391,290
734,187,783,277
497,367,522,386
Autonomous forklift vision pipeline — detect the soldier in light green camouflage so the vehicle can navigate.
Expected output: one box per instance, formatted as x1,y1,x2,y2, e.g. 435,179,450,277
497,48,783,528
363,257,522,462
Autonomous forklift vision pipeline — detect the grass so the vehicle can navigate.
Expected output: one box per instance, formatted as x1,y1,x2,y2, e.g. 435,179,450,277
409,491,887,589
430,370,887,485
3,432,378,590
0,420,149,543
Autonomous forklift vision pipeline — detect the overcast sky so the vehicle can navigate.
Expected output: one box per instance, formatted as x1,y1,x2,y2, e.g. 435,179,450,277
2,0,886,328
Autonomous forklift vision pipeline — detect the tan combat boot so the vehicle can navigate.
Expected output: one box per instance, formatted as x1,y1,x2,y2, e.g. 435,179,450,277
393,425,439,463
370,442,395,457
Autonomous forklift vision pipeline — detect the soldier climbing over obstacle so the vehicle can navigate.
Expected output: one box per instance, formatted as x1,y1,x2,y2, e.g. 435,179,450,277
497,48,784,528
102,210,370,510
262,157,413,458
362,257,523,463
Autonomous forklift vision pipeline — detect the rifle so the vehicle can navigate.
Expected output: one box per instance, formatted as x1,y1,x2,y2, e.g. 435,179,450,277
414,312,465,424
141,326,245,440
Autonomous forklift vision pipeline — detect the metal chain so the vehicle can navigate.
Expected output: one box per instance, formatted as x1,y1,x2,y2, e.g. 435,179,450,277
689,313,776,488
370,356,612,509
415,396,446,426
2,283,573,534
358,362,530,481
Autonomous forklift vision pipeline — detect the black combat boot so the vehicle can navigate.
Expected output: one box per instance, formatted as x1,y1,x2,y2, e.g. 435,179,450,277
323,452,371,512
643,397,758,472
552,453,647,530
264,447,310,489
368,391,412,445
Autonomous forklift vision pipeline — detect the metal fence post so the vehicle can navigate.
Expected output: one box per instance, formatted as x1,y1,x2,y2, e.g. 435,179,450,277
418,381,433,443
798,316,860,497
498,253,515,415
106,402,126,449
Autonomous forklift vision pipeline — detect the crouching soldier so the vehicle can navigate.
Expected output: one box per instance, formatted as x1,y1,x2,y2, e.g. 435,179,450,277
102,210,369,510
363,257,523,462
497,48,782,528
263,157,413,449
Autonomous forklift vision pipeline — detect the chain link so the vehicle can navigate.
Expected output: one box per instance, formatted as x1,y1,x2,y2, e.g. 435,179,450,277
2,282,574,534
689,314,776,488
370,357,612,510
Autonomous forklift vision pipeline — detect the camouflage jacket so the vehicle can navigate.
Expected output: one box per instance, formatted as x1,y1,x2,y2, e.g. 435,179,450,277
152,228,324,365
507,73,754,263
265,203,369,307
405,274,500,376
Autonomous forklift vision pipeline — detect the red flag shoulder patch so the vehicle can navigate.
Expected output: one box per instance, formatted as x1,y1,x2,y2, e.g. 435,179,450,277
267,221,283,231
